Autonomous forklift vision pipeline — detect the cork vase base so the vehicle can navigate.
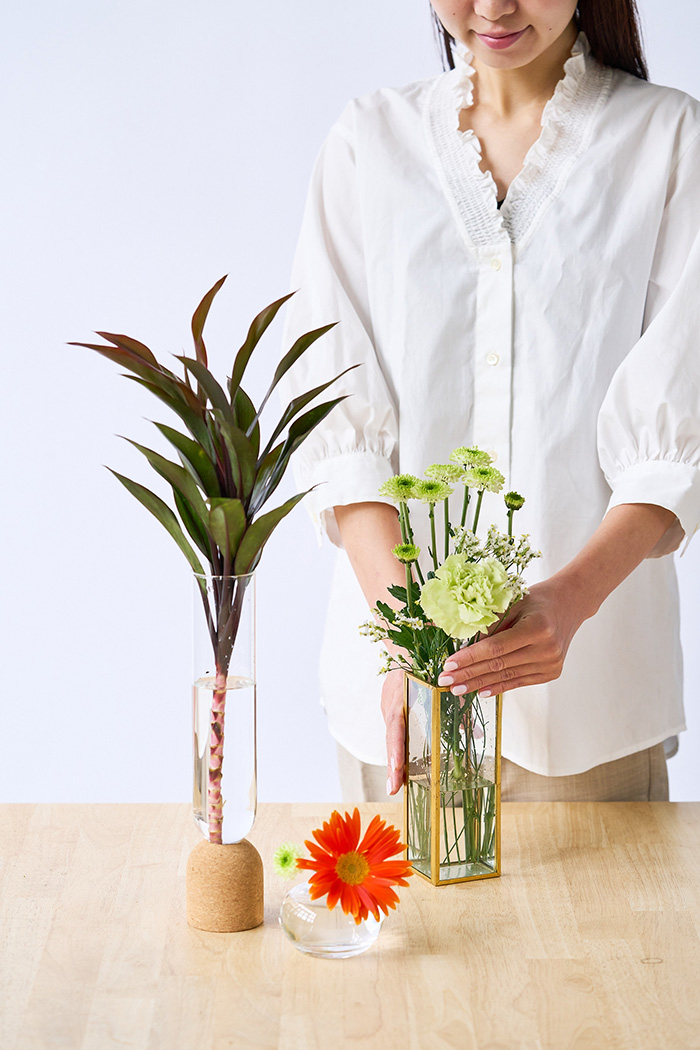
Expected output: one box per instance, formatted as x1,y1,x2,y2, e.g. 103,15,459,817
186,838,264,932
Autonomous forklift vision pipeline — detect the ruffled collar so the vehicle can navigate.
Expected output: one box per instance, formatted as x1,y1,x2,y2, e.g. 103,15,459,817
425,30,612,250
451,31,592,135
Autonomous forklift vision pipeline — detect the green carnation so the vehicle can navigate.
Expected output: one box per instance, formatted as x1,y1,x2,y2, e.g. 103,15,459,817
462,465,505,494
504,491,525,511
415,479,453,504
425,463,464,483
272,842,304,880
418,554,513,641
450,446,492,469
392,542,421,563
378,474,420,502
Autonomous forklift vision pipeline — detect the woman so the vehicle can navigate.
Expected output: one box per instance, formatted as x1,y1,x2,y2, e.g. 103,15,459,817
281,0,700,803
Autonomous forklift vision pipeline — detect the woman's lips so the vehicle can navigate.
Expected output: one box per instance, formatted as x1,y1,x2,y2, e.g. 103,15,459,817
475,27,528,50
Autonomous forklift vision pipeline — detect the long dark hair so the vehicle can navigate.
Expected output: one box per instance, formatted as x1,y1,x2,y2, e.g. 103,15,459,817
433,1,648,81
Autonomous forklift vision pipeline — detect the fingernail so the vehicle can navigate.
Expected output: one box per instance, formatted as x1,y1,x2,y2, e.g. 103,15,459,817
437,674,454,686
386,778,393,795
479,690,492,697
443,661,458,671
452,684,467,695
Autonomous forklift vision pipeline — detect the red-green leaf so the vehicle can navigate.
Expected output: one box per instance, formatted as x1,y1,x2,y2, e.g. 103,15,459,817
234,490,309,574
248,322,338,432
123,439,209,525
259,364,359,462
174,489,212,558
108,469,206,576
229,291,296,396
176,357,233,421
191,275,227,366
208,498,247,562
153,422,221,496
125,376,213,456
95,331,159,366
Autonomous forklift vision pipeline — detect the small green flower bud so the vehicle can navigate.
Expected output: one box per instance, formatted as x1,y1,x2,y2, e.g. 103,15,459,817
392,542,421,563
504,491,525,511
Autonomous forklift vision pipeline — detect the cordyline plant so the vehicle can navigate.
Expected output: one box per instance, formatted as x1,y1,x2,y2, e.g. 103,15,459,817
70,276,353,843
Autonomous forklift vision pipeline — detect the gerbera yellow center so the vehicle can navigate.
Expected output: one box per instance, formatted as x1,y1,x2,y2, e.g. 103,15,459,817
335,850,370,885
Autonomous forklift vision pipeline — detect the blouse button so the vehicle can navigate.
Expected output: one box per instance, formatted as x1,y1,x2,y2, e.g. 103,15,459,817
490,257,502,271
486,352,500,366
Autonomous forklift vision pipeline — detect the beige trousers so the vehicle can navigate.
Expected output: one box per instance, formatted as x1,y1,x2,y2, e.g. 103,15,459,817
336,742,669,805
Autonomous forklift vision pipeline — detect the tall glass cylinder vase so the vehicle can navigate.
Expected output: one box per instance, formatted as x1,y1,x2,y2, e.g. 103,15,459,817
404,671,501,886
192,572,256,845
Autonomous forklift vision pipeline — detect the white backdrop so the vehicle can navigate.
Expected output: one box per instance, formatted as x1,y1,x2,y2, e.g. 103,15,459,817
1,0,698,804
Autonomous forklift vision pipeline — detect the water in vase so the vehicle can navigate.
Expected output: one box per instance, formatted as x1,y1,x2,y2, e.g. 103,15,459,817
193,674,256,844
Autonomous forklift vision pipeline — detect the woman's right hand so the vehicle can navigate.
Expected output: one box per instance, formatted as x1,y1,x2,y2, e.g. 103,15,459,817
381,667,406,795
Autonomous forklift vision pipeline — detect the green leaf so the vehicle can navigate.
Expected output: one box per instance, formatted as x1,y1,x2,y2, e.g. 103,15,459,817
234,491,309,575
376,600,398,621
191,275,227,366
176,357,234,422
108,469,206,576
152,422,221,497
174,489,212,557
229,291,296,396
123,439,210,525
208,498,247,562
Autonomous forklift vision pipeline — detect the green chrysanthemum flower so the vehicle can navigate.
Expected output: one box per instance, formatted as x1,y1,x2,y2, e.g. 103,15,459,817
504,491,525,511
462,465,505,493
392,542,421,563
378,474,420,502
425,463,464,484
449,446,493,469
415,479,453,504
273,842,304,880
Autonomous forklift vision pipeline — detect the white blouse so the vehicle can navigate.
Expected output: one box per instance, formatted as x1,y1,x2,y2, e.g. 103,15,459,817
281,34,700,775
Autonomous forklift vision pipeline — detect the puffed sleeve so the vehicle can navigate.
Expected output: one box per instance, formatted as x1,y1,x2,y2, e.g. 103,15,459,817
597,128,700,553
279,104,399,547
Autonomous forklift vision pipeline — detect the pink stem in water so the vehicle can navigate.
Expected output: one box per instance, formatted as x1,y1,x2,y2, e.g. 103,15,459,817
207,668,228,843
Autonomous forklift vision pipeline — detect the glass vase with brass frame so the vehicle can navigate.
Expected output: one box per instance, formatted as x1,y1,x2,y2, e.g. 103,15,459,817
404,671,502,886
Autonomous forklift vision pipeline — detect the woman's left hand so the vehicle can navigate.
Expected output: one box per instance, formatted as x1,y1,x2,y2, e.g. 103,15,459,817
436,579,586,697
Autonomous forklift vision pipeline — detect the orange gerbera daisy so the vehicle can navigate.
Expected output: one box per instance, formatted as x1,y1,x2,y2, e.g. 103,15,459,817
296,808,413,924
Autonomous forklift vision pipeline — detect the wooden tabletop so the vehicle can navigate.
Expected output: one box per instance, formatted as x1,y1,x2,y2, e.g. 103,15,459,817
1,802,700,1050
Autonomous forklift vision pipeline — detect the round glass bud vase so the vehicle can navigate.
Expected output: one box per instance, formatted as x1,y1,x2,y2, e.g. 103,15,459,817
279,882,384,959
192,572,256,845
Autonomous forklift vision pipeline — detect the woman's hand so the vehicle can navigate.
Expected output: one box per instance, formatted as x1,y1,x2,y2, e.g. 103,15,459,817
436,579,585,698
382,667,406,795
434,502,680,698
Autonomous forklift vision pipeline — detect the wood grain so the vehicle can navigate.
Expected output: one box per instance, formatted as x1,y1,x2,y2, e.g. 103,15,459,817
1,802,699,1049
